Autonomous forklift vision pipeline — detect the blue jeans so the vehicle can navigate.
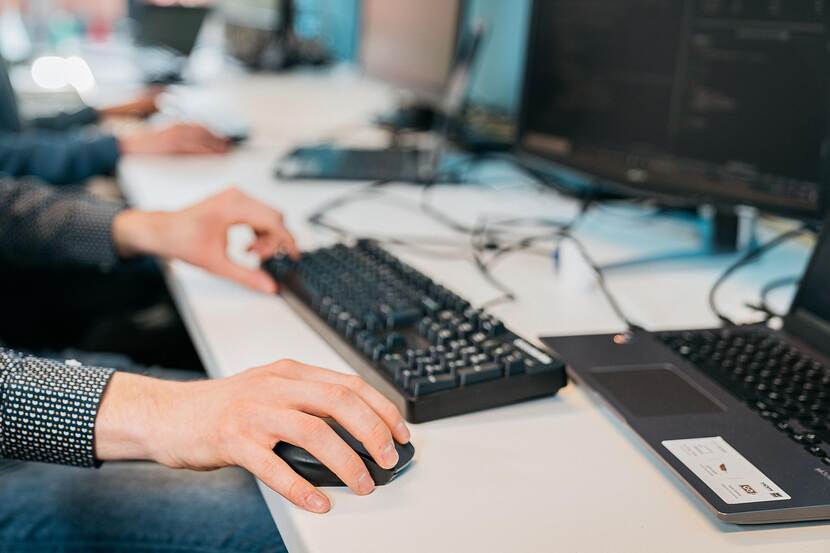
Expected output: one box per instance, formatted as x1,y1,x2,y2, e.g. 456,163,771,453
0,352,287,553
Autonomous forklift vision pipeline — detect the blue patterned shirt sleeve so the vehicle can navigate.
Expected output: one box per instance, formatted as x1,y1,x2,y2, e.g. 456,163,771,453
0,349,115,467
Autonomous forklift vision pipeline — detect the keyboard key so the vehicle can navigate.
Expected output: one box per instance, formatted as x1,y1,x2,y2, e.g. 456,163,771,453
411,373,457,397
808,445,828,457
524,358,565,375
481,317,506,336
459,363,503,386
502,354,525,376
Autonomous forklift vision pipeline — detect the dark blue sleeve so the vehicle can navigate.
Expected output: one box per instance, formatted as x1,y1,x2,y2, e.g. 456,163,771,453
30,106,101,132
0,129,121,185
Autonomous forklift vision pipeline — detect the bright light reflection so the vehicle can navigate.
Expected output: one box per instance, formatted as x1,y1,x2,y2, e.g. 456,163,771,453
31,55,96,93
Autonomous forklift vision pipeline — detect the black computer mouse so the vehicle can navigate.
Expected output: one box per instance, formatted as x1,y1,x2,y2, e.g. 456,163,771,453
273,418,415,487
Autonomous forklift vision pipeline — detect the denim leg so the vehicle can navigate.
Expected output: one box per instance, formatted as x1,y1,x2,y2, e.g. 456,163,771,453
0,460,286,553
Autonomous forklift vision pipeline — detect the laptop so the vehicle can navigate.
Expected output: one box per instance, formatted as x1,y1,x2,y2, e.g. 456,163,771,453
543,219,830,524
131,4,211,84
275,23,486,184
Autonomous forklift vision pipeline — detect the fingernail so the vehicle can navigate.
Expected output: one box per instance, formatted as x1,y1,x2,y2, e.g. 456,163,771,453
381,441,399,468
357,472,374,495
396,421,411,443
305,492,330,513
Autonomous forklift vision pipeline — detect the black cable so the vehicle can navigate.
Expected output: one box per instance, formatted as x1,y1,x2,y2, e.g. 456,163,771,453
467,202,592,308
306,173,640,325
708,225,812,327
554,233,645,332
418,183,477,234
306,180,392,238
745,275,801,321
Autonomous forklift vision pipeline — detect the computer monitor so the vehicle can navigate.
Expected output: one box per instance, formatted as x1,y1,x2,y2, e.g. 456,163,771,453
131,3,211,56
360,0,463,102
517,0,830,220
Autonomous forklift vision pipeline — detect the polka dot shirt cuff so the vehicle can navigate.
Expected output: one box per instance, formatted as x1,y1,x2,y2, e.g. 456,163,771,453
0,350,115,467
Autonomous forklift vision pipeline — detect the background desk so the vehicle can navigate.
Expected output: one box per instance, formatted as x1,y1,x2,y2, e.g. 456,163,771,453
119,70,829,553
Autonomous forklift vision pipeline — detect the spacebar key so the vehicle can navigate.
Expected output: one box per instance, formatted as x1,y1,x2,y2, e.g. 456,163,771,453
458,363,503,386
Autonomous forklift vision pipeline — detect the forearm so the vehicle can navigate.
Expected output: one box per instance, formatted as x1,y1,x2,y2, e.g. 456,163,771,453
94,372,170,462
95,372,219,469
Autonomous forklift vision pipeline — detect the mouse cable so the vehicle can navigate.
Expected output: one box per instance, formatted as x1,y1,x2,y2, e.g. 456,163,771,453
708,224,814,327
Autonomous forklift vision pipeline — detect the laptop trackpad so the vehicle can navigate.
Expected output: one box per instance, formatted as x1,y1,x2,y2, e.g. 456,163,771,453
590,365,724,417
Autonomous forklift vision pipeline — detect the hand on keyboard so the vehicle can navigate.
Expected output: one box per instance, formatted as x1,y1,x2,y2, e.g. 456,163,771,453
113,188,300,292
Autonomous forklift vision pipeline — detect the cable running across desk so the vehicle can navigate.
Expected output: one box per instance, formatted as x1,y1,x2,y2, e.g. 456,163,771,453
305,177,644,331
708,224,816,327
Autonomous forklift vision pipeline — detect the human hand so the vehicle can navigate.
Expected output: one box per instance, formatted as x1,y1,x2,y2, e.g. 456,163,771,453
119,122,230,155
113,188,299,292
100,87,163,119
95,360,412,513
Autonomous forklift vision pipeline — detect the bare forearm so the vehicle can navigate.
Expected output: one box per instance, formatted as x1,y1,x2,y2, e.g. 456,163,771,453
112,209,175,259
94,372,168,462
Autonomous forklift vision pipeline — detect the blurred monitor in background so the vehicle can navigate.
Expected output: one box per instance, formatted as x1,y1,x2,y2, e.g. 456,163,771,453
220,0,286,66
360,0,462,104
129,1,211,56
219,0,329,70
461,0,530,118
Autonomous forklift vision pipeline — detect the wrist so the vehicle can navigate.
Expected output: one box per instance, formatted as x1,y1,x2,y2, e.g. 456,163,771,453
95,372,179,462
112,209,172,258
98,105,117,119
118,133,144,155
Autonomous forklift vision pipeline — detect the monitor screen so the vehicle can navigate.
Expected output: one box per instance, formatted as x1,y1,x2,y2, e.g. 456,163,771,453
360,0,462,100
133,4,210,56
518,0,830,218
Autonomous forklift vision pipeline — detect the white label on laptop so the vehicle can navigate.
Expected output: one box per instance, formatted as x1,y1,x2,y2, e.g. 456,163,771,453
662,437,791,504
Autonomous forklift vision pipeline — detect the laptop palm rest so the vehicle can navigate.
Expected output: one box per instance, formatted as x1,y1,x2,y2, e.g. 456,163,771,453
590,365,724,417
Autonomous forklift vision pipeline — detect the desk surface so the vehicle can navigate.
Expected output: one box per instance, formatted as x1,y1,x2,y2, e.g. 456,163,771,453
119,70,829,553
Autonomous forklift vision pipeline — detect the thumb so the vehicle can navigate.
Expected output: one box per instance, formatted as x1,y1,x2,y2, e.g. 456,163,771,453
210,258,278,294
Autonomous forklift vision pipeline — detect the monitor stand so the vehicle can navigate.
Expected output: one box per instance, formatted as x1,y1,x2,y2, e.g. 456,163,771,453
599,206,759,272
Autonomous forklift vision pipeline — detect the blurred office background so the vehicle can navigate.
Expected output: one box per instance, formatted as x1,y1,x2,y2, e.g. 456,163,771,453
0,0,529,118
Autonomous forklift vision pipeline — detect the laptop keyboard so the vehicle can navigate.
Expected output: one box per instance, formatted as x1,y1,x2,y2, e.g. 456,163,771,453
659,328,830,465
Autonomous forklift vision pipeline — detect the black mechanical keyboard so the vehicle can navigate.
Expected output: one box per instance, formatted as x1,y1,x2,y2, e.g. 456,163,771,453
659,327,830,465
264,240,567,422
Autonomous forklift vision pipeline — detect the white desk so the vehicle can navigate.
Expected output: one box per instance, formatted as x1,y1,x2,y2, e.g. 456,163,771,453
118,70,830,553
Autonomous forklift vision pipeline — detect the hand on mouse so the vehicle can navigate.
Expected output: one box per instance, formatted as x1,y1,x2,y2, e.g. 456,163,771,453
119,122,230,156
94,360,412,514
112,187,300,293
